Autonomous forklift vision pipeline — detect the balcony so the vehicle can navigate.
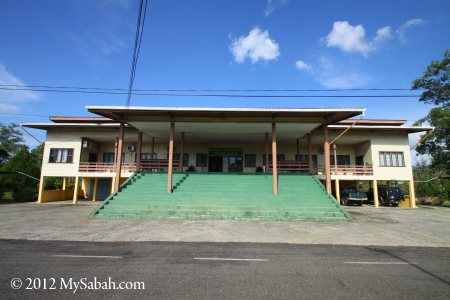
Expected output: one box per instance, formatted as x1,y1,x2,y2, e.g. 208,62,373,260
268,161,373,176
78,160,181,173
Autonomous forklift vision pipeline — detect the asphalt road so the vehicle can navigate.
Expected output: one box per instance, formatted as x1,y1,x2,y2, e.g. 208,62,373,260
1,239,449,299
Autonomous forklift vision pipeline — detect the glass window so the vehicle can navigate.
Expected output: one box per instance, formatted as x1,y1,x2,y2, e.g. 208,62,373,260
49,148,73,163
262,154,285,165
244,154,256,167
379,152,405,167
140,153,156,160
102,152,115,163
196,153,208,167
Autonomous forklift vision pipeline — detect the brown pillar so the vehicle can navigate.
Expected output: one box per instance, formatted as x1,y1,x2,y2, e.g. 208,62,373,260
73,176,79,204
296,138,300,160
151,137,155,158
265,132,269,173
167,122,175,193
272,122,278,195
333,143,338,173
323,126,332,194
180,132,185,171
335,179,340,202
136,131,143,171
114,123,125,192
308,133,313,173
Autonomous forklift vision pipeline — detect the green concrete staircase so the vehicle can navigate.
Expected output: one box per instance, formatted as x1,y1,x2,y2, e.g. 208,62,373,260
90,173,350,221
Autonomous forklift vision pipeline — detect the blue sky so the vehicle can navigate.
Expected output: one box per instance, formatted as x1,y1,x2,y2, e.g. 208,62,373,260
0,0,449,149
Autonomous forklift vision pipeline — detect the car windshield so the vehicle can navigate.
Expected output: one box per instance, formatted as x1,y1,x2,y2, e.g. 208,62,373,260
342,189,357,193
387,188,402,196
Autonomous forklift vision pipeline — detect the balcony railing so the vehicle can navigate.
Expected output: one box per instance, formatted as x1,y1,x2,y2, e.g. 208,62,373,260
79,160,181,173
267,161,373,176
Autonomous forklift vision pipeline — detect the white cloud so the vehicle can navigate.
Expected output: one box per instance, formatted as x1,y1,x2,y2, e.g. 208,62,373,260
295,60,312,71
229,27,280,64
0,64,40,113
396,18,426,43
0,103,19,113
264,0,289,17
374,26,393,43
293,56,370,89
325,21,373,56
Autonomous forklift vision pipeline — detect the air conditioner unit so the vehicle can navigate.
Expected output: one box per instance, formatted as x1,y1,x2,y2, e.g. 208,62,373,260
128,145,136,152
82,139,92,149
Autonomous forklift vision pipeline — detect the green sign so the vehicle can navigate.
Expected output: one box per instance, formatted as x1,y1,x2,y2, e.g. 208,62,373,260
208,148,243,156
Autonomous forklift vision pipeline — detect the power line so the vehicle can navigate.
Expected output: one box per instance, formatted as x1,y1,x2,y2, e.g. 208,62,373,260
0,87,421,98
126,0,148,107
0,83,422,92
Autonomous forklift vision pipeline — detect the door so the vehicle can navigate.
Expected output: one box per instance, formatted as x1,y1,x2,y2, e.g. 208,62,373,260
228,156,243,172
88,153,97,163
208,156,223,172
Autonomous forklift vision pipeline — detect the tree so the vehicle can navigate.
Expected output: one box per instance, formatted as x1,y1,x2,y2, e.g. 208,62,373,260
0,147,41,202
0,123,26,160
412,49,450,171
412,49,449,108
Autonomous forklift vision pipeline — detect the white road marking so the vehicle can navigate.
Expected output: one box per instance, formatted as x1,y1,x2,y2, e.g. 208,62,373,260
52,254,122,259
344,261,410,265
194,257,269,262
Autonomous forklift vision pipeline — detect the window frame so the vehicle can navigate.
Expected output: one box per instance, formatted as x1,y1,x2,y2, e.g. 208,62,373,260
244,154,256,168
49,148,74,163
379,151,405,167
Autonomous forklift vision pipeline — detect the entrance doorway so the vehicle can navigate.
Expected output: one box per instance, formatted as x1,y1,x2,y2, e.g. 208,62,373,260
228,156,243,172
208,156,223,172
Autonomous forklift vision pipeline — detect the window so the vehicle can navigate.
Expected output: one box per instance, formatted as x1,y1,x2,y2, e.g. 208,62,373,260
244,154,256,167
196,153,208,167
103,152,125,163
140,153,157,160
173,153,189,166
262,154,285,165
330,155,351,166
103,152,115,163
379,152,405,167
294,154,318,167
49,148,73,163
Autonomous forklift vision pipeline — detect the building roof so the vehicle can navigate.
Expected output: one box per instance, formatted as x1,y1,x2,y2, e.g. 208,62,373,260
336,119,406,126
86,106,366,124
49,116,114,123
21,123,124,130
328,125,433,133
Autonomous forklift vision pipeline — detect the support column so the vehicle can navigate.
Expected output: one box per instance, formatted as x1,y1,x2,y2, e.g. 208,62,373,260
151,137,155,157
272,122,278,195
73,176,79,204
114,123,125,192
62,177,67,190
265,133,269,173
323,126,332,195
296,138,299,160
409,179,416,208
93,177,98,201
335,179,340,202
167,122,175,193
373,180,379,208
37,175,44,203
110,177,115,194
308,133,313,173
180,132,185,171
333,144,338,173
136,131,143,171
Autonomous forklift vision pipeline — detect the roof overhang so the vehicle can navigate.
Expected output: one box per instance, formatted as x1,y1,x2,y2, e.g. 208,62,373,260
21,123,124,130
86,106,365,124
328,125,434,134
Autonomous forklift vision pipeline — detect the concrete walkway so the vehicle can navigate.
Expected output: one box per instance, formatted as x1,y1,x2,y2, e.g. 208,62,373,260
1,201,449,247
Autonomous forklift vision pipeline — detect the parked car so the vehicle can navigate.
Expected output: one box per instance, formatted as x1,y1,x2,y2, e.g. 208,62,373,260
367,187,404,207
340,188,368,206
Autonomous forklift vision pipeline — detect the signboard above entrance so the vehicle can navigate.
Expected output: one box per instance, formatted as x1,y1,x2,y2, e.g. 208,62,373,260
209,148,243,156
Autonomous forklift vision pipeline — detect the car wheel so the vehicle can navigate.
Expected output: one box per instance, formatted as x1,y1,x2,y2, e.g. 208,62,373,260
392,203,399,207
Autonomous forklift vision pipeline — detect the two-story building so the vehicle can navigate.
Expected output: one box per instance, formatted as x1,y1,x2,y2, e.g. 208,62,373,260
23,106,431,211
